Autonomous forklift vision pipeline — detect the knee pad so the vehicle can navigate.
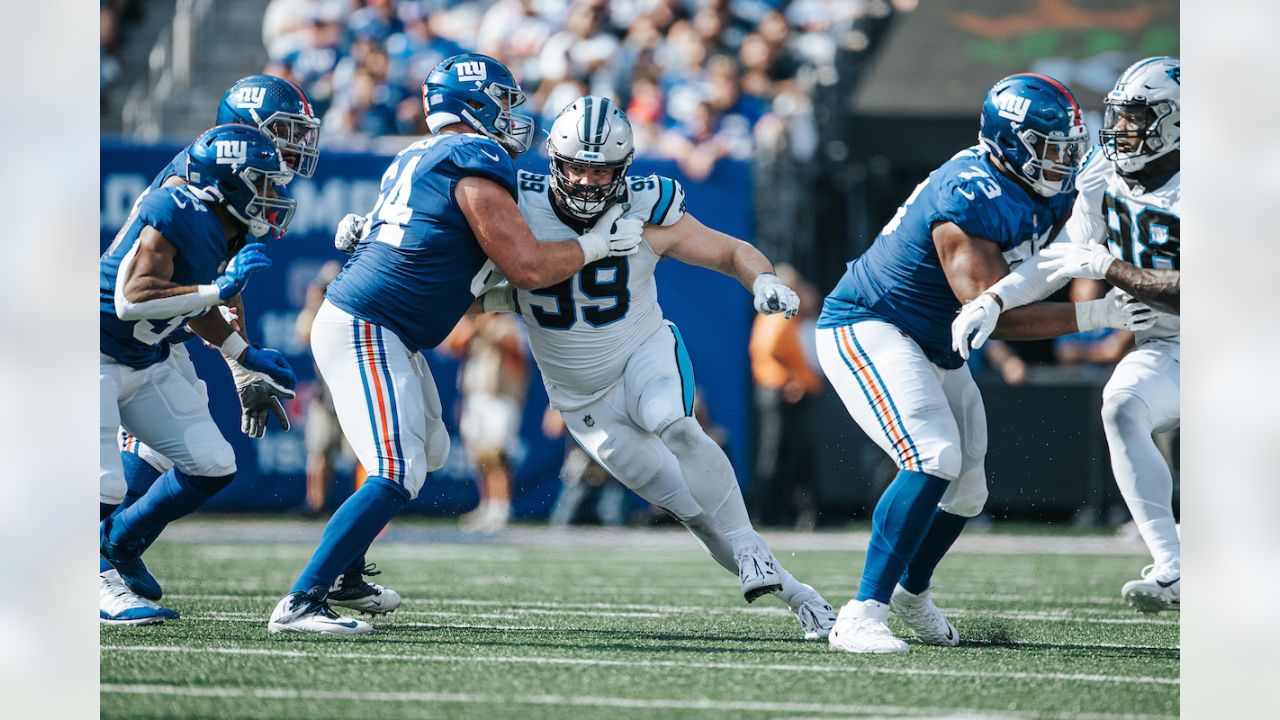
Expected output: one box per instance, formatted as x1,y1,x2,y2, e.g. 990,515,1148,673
658,417,707,456
1102,391,1152,437
924,442,963,482
938,474,988,518
178,428,237,477
101,472,127,506
424,420,450,474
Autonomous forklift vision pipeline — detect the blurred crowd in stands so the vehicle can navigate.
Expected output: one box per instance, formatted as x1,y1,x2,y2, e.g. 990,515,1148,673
262,0,908,178
101,1,141,110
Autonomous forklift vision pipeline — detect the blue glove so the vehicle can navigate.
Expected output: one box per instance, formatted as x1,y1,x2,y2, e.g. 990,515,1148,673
238,345,297,390
215,243,273,301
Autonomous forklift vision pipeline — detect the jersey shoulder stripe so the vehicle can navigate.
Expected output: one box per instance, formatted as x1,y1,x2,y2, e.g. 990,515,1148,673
628,174,685,227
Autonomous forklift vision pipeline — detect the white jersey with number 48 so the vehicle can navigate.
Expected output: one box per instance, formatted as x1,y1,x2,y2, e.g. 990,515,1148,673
513,170,686,409
1064,150,1180,344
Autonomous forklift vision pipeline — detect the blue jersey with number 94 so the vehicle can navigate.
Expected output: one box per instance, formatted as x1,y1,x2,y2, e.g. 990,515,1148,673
818,145,1074,369
100,185,236,368
325,133,518,352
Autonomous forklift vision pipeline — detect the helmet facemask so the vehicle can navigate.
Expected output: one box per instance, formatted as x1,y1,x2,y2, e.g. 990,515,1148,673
1015,125,1088,197
549,153,633,221
221,166,297,238
261,111,321,180
1100,99,1177,173
458,81,534,156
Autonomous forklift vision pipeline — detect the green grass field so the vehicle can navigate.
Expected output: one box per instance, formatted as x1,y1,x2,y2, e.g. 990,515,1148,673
101,518,1178,719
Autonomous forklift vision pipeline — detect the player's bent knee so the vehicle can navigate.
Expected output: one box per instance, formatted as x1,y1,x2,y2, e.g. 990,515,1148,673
939,484,987,518
1101,391,1152,436
657,417,709,456
424,423,450,474
922,443,963,482
180,441,236,477
101,474,127,506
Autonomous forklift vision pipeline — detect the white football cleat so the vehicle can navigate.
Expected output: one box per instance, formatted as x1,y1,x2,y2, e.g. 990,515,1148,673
735,543,783,603
890,584,958,646
328,563,401,615
828,599,909,654
100,570,179,626
1122,563,1180,614
268,591,373,635
785,583,837,639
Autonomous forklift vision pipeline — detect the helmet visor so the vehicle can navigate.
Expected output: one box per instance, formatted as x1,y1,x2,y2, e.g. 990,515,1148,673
239,167,297,237
261,111,321,179
484,82,534,154
1100,101,1159,160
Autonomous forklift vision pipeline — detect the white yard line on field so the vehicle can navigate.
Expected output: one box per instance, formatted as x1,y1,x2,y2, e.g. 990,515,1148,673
101,644,1179,687
100,682,1175,720
164,595,1179,627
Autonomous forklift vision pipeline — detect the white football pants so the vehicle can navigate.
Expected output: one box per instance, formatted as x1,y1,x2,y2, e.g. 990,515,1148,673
310,300,448,499
816,320,989,517
1102,339,1181,568
100,344,233,505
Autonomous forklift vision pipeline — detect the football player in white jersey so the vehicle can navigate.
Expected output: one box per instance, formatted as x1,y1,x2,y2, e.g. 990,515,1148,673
952,57,1181,613
481,96,837,638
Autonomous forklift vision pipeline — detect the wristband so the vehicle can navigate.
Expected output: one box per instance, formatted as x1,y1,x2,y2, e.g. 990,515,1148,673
219,332,249,360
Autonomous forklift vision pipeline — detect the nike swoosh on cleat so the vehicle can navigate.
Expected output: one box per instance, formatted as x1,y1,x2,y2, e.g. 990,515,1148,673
1156,577,1179,588
319,619,359,629
945,626,955,641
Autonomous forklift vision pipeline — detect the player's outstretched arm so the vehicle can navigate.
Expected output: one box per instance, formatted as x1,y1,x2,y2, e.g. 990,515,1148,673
1105,262,1179,315
644,213,800,317
457,177,639,290
933,221,1079,341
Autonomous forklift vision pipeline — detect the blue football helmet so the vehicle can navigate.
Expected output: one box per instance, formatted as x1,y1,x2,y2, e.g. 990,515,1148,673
422,53,534,156
216,75,321,179
185,124,297,238
979,73,1088,197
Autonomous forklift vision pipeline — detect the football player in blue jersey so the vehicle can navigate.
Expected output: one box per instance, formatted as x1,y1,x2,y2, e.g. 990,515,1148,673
816,74,1154,653
102,76,338,625
267,54,644,634
100,125,298,623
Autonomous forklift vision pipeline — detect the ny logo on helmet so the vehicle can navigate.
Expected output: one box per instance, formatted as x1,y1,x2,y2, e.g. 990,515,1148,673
235,87,267,109
996,94,1031,123
215,140,248,167
456,61,487,82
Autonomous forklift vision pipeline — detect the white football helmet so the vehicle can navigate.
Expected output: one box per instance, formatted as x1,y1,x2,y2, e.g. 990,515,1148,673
1100,56,1180,174
546,96,635,220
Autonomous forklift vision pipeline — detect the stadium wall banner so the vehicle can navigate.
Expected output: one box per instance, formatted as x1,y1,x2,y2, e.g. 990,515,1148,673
100,141,755,517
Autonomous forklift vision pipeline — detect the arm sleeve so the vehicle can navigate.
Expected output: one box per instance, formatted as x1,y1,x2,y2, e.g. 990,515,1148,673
984,252,1070,311
115,191,222,321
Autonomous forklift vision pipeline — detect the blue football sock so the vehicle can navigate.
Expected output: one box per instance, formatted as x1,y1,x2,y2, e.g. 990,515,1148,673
855,470,949,604
900,508,969,595
100,502,117,521
106,468,233,552
290,477,408,596
100,452,170,573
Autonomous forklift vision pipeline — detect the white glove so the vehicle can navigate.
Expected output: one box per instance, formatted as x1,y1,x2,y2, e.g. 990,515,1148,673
1076,288,1158,332
752,273,800,319
577,204,643,264
226,356,296,439
480,282,517,313
335,213,368,254
951,293,1002,360
1037,242,1115,283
